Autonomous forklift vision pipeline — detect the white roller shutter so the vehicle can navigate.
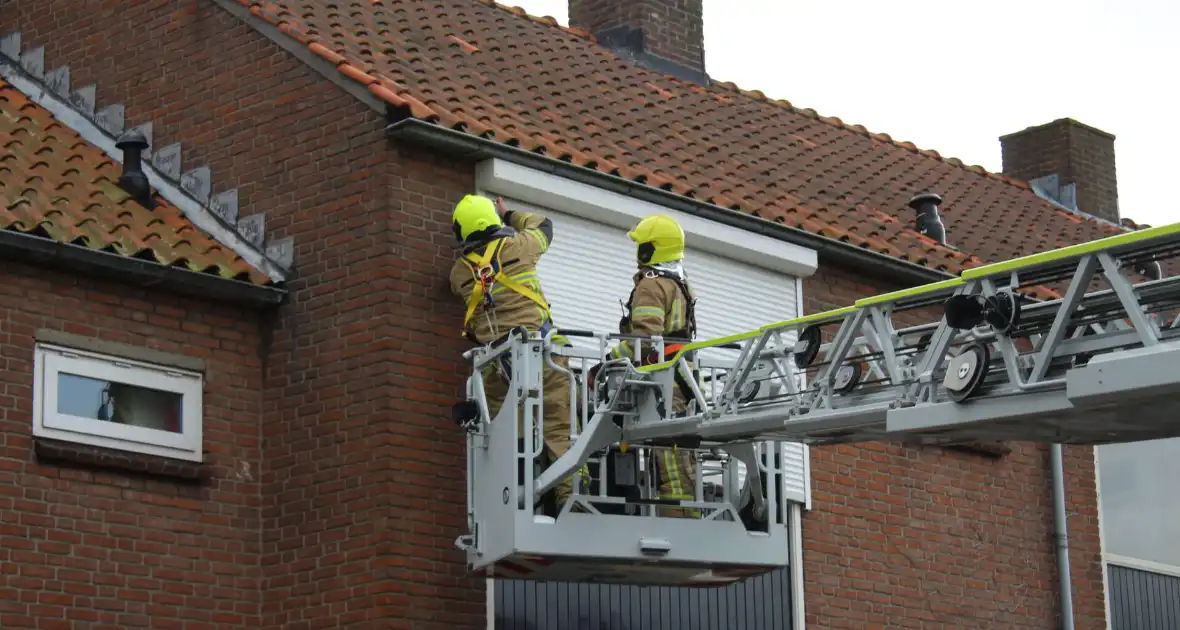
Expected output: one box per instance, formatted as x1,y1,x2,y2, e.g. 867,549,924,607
504,198,810,506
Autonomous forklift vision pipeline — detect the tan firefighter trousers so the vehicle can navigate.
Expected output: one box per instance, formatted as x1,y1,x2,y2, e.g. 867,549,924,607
654,388,699,518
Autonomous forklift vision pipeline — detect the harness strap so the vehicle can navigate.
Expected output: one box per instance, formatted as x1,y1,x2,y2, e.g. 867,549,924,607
620,268,698,339
461,240,552,336
669,275,698,340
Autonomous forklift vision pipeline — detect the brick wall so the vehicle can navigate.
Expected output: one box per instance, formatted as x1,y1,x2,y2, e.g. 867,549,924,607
0,261,264,629
1000,118,1120,224
569,0,706,75
2,1,484,628
802,264,1106,629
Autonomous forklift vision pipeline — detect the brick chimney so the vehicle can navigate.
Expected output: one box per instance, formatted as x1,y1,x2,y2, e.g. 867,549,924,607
569,0,708,84
999,118,1120,224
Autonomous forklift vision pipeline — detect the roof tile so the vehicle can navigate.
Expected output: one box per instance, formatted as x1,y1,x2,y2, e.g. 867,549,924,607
239,0,1148,296
0,77,271,285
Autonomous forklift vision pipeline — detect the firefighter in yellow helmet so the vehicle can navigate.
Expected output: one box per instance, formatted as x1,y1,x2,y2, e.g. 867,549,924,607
605,214,700,518
448,194,576,519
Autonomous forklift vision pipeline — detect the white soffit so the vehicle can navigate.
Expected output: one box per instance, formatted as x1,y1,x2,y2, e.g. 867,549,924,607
475,159,819,278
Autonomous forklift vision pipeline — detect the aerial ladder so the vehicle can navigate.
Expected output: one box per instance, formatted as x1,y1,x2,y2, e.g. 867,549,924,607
452,220,1180,587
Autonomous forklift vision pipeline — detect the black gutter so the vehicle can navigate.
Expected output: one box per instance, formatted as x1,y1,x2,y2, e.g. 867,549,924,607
0,229,288,309
384,117,954,287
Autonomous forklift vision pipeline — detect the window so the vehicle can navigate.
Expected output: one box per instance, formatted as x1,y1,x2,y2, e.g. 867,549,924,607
1097,437,1180,568
33,343,204,462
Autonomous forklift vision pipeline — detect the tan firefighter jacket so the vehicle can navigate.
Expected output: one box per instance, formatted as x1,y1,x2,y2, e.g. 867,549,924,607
449,210,566,346
609,266,697,363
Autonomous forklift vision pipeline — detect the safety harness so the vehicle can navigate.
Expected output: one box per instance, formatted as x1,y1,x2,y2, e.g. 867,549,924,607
619,266,699,402
620,267,697,348
459,238,551,343
618,267,702,515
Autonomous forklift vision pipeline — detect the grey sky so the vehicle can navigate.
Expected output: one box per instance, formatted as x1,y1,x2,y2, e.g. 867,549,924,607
511,0,1180,228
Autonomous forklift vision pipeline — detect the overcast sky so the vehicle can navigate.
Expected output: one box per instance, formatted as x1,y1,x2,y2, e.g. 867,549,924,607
511,0,1179,228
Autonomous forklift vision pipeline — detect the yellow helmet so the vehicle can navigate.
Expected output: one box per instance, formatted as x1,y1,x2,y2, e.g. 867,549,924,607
452,194,503,243
628,214,684,265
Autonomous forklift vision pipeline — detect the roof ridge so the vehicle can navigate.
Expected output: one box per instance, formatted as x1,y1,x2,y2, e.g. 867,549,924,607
0,30,293,283
458,2,1033,190
465,2,1137,240
707,79,1030,186
472,0,598,41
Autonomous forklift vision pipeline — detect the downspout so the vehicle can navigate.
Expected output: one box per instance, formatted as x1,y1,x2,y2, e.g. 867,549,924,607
1051,443,1076,629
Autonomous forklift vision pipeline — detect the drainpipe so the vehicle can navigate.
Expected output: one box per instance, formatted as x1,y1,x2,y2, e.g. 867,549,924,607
1051,443,1075,629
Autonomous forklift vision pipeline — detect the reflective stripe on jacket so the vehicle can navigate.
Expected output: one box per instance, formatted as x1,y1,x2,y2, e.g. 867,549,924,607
609,270,696,362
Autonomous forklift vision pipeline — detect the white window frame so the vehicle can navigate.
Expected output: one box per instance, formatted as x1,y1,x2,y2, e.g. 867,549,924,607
33,343,204,463
1106,554,1180,579
1094,446,1113,630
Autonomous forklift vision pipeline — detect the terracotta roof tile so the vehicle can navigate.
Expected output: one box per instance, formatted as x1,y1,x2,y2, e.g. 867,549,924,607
239,0,1136,291
0,77,271,286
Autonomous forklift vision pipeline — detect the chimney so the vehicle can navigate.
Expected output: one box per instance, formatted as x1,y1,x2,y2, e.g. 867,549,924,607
908,192,948,246
569,0,708,84
999,118,1119,224
114,128,157,210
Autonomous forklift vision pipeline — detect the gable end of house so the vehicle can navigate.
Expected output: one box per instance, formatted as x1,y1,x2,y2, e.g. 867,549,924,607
0,30,295,291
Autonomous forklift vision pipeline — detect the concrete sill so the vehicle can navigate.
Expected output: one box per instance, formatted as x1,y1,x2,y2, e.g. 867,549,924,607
33,438,212,482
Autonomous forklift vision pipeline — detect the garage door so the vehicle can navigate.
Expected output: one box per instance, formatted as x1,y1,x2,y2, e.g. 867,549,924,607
494,567,793,630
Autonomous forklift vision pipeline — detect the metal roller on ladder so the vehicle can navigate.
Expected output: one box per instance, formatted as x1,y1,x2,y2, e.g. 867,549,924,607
453,220,1180,587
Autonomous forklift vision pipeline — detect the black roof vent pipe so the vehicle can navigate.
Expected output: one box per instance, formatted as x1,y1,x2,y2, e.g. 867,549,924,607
909,192,946,245
115,129,157,210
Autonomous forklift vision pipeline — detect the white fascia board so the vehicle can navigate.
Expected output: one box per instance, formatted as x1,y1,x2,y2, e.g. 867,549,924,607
475,159,819,278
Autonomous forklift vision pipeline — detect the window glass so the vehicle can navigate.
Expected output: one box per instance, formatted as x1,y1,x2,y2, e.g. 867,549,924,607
57,372,184,434
1098,437,1180,568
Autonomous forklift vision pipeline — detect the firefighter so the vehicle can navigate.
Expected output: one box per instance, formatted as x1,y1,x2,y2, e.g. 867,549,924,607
448,194,576,517
604,214,700,518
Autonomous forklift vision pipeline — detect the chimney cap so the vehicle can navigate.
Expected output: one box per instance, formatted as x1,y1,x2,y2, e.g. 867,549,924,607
115,128,149,152
907,192,943,210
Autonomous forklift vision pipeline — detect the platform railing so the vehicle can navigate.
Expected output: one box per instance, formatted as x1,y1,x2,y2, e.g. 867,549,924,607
619,220,1180,446
458,327,786,531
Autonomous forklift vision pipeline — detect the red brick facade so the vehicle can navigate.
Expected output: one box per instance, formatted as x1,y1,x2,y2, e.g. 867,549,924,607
0,261,265,628
2,1,483,628
0,2,1105,629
